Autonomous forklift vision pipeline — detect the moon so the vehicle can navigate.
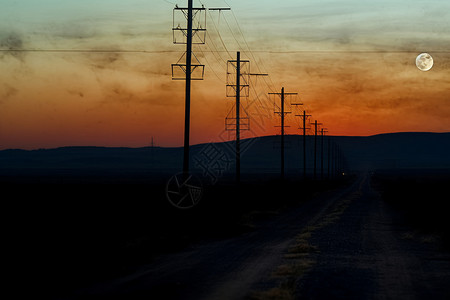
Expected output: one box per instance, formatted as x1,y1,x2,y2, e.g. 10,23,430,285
416,53,433,71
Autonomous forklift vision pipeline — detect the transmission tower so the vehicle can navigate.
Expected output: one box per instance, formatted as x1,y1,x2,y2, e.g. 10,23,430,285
269,88,297,180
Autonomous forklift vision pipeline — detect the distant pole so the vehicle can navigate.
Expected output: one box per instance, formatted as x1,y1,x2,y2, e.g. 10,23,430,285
269,88,296,181
311,120,323,180
327,136,331,179
320,128,328,180
312,120,318,180
281,87,285,181
236,51,241,184
296,110,310,179
151,136,154,165
334,143,338,177
321,128,324,180
331,141,336,178
314,121,317,180
303,111,307,178
183,0,193,177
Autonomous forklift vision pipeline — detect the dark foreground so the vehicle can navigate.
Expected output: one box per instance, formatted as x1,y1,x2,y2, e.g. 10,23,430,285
5,169,450,299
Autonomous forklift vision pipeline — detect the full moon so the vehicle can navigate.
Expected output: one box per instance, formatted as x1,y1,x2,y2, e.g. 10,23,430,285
416,53,433,71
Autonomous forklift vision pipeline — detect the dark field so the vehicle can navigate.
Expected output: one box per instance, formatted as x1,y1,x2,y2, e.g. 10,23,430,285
5,166,450,299
372,169,450,249
4,171,353,299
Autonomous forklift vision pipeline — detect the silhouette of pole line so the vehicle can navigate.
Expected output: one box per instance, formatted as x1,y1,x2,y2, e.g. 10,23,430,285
296,110,311,179
183,0,193,177
270,88,297,181
310,120,322,180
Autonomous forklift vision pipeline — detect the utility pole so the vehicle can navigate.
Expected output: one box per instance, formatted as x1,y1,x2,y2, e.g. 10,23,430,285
226,52,250,184
296,110,311,179
310,120,322,180
183,0,193,177
171,1,206,177
225,52,266,184
150,136,154,166
334,142,339,177
327,135,331,179
270,88,297,181
281,88,285,180
321,128,328,180
236,51,241,184
291,102,303,178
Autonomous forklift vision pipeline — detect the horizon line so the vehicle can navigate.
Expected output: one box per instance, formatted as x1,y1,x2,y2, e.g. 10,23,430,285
1,131,449,151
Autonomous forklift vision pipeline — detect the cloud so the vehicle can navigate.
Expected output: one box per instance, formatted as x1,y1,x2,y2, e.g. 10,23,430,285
0,31,26,61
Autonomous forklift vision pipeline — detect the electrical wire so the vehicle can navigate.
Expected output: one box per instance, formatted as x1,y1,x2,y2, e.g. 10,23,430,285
0,49,179,53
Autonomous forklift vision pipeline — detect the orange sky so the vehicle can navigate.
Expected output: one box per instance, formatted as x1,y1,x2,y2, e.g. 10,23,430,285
1,0,449,150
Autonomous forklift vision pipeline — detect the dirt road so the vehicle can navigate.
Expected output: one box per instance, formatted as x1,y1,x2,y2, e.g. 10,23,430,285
63,173,450,299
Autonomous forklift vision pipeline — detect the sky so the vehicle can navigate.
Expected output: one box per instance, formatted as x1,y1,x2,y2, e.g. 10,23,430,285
0,0,449,149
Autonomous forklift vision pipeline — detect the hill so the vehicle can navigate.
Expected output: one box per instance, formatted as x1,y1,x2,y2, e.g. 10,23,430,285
0,132,449,183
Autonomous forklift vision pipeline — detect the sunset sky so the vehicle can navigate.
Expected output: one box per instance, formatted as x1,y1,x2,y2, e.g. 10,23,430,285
1,0,449,149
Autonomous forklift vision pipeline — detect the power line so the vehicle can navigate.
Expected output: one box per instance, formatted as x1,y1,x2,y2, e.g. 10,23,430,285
3,49,443,54
0,49,179,53
206,8,233,59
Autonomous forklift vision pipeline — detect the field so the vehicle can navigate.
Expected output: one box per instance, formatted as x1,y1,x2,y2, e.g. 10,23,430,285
4,171,353,298
372,169,450,249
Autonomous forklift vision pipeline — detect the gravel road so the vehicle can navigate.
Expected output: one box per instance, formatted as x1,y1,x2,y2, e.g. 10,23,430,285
296,173,450,300
63,173,450,299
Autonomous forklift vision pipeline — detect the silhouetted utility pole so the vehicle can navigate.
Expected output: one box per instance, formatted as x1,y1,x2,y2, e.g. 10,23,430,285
225,52,266,184
310,120,322,180
291,102,304,177
334,142,338,178
327,135,331,179
321,128,328,180
183,1,193,177
236,51,241,184
334,142,341,177
151,136,154,160
296,110,310,179
270,87,297,180
171,1,206,176
226,52,249,184
333,142,337,178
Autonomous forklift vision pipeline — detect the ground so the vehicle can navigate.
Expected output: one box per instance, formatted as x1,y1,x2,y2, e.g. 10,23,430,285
5,171,450,299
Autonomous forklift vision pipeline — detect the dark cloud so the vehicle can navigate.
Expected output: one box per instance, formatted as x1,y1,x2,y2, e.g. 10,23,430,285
0,31,25,60
97,79,179,108
51,22,98,40
84,52,122,70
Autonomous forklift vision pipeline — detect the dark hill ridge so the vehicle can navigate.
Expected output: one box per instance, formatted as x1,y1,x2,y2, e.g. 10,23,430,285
0,132,449,180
